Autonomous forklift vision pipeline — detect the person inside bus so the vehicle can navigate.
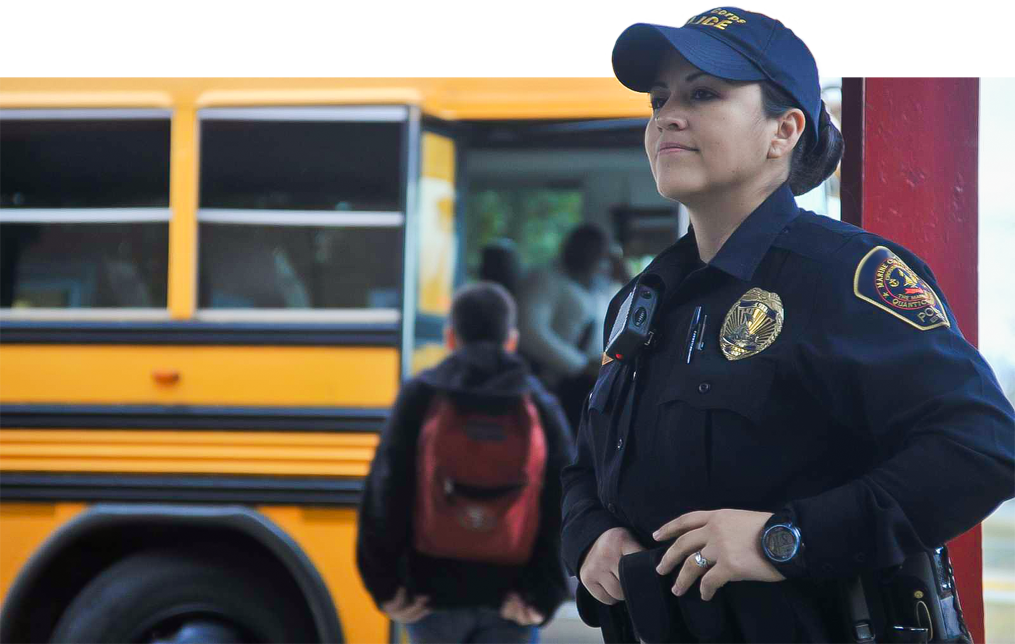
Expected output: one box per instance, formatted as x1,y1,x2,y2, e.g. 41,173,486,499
478,238,523,296
357,282,572,644
200,227,309,308
590,242,632,354
561,6,1015,642
516,223,613,433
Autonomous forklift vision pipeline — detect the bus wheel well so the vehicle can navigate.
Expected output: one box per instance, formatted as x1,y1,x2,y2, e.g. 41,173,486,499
0,507,341,644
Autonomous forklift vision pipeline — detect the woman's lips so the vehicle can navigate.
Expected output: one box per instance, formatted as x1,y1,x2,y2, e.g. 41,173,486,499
657,143,697,155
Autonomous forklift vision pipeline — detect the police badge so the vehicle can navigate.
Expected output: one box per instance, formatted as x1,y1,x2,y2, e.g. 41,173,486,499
720,287,785,361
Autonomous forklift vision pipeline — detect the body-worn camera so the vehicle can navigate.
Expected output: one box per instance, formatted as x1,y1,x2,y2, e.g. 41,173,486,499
604,274,663,363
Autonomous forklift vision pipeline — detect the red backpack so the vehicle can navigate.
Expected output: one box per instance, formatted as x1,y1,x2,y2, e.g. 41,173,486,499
413,393,547,565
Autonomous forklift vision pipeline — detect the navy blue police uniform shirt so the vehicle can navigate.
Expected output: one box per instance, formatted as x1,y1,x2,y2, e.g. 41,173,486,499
560,181,1015,581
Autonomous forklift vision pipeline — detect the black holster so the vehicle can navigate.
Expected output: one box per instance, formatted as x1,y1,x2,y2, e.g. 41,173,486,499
573,547,738,642
844,546,972,644
576,546,831,643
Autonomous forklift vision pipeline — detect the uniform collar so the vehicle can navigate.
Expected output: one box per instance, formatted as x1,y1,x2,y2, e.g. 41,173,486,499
706,182,800,282
644,183,800,286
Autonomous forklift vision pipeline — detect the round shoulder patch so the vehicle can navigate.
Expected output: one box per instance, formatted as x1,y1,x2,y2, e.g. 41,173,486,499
853,246,950,331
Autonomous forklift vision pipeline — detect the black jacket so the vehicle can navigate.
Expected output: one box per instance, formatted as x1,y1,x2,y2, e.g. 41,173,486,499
561,184,1015,641
356,343,574,623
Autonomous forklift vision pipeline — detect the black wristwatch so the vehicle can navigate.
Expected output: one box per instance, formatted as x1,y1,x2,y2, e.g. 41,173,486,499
760,512,807,578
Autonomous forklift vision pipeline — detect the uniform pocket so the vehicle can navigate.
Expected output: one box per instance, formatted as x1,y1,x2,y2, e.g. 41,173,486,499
654,358,778,505
657,357,776,425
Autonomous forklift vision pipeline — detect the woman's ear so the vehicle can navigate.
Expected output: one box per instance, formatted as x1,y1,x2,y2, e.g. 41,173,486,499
768,108,806,159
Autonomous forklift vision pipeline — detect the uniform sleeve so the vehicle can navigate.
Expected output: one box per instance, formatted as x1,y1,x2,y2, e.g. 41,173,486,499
517,269,590,377
788,234,1015,579
560,398,624,578
355,380,431,606
559,285,636,577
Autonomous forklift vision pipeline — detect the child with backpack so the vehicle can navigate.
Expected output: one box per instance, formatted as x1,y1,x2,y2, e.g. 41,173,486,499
356,282,574,644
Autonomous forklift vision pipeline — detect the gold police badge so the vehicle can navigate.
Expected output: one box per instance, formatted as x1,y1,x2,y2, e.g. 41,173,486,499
720,287,785,361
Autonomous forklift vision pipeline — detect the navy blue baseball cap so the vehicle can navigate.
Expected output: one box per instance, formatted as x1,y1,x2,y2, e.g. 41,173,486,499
613,7,821,149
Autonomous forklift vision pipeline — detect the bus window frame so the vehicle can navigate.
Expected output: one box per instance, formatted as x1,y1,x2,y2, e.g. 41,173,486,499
0,107,173,321
194,105,413,325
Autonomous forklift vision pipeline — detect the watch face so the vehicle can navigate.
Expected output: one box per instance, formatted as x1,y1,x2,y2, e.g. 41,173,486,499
764,524,800,563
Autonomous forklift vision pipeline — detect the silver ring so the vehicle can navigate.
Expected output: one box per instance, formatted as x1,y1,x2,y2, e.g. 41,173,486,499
694,550,713,568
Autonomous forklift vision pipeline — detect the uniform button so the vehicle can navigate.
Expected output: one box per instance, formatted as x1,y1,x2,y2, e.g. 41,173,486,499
632,370,637,381
608,503,616,514
617,438,623,449
854,553,867,563
698,382,711,394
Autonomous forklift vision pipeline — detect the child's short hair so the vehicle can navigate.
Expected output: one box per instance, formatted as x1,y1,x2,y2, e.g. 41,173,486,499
450,281,516,345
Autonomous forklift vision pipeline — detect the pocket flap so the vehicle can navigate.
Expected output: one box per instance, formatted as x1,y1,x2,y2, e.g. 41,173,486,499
657,358,775,425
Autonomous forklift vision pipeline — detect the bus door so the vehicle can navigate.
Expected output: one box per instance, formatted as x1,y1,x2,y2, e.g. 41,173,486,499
405,120,462,376
460,118,682,295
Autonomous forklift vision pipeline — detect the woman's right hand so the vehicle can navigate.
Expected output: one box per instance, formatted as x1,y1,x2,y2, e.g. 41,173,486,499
579,527,645,605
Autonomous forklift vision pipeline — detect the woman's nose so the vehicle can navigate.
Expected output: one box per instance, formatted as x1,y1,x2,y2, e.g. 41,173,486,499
654,103,688,130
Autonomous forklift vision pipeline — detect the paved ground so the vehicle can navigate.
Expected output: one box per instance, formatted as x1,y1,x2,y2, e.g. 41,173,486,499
539,499,1015,644
541,601,601,644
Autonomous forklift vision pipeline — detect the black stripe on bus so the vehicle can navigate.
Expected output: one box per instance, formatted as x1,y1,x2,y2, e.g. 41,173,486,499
0,404,389,432
0,320,399,346
0,472,365,506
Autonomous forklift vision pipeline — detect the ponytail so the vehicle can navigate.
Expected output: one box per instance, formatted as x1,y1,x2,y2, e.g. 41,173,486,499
760,82,844,196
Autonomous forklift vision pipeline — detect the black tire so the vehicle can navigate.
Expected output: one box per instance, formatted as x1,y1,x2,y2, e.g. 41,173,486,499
50,547,317,643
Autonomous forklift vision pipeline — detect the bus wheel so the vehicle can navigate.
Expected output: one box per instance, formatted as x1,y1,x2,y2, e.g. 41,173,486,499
147,619,244,644
50,547,317,643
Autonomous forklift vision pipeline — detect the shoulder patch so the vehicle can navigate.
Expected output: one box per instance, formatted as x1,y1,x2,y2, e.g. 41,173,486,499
853,246,950,331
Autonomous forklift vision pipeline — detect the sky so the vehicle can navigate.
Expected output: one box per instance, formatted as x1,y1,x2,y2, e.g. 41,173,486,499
970,0,1010,394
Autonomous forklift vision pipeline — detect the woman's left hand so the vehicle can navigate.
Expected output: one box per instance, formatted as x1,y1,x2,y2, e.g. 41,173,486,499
653,509,786,601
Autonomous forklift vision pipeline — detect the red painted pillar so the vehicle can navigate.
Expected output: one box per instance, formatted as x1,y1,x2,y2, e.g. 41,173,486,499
841,77,984,642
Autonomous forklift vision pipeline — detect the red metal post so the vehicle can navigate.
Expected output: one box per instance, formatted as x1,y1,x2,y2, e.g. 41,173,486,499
840,77,984,642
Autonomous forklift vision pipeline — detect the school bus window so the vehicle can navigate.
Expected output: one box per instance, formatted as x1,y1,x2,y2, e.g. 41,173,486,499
0,109,171,312
198,224,402,309
0,111,170,209
1,223,168,308
196,107,407,317
199,108,405,212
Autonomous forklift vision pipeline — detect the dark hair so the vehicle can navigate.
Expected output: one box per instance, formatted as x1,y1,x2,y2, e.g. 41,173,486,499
478,239,521,295
450,281,516,345
760,82,843,196
561,224,610,277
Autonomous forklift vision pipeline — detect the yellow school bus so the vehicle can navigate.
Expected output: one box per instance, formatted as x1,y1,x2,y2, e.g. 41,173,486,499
0,78,687,643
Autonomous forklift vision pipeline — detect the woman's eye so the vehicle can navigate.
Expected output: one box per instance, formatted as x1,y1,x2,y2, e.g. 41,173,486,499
691,88,718,101
649,96,667,110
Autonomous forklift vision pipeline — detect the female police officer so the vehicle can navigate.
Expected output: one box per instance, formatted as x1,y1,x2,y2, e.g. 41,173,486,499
560,6,1015,642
